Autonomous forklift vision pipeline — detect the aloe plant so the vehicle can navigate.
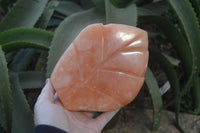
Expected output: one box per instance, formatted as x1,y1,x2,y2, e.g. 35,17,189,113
0,46,12,133
167,0,200,114
0,0,50,132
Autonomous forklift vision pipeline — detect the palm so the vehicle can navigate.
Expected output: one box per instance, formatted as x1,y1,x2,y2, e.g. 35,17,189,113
34,80,119,133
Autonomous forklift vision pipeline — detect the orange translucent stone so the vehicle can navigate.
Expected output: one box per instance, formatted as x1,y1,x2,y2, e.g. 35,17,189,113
50,23,149,111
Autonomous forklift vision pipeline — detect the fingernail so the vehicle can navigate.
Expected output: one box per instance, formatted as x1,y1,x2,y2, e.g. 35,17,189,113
45,79,49,84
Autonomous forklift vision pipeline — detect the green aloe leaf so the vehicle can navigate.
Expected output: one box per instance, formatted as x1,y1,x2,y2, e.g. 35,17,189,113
168,0,200,113
163,54,180,66
53,13,66,20
0,0,49,74
191,74,200,114
141,15,196,114
9,73,34,133
18,71,46,89
134,0,153,6
105,0,137,26
145,67,163,130
142,16,193,78
36,0,59,29
55,1,83,17
2,42,49,53
48,18,63,27
0,28,53,47
8,49,36,71
167,0,200,70
141,1,169,15
35,0,55,69
80,0,95,9
0,28,53,52
0,46,12,133
46,8,105,77
137,8,155,16
136,1,169,17
0,0,9,13
137,1,169,16
91,0,105,11
149,48,186,133
109,0,133,8
35,51,49,71
5,51,18,64
190,0,200,21
0,104,4,129
137,1,170,17
0,0,48,32
163,75,194,112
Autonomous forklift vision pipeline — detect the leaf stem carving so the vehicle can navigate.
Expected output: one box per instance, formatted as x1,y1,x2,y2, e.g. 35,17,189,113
73,44,84,81
99,32,142,66
86,86,122,107
99,68,144,79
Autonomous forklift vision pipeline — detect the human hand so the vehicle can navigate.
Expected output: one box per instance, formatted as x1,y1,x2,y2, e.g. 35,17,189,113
34,79,120,133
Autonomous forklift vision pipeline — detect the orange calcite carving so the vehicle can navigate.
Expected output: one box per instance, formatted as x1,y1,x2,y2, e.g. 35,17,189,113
50,23,149,111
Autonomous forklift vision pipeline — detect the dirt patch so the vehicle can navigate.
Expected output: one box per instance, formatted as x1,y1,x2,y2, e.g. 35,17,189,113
103,87,200,133
103,108,200,133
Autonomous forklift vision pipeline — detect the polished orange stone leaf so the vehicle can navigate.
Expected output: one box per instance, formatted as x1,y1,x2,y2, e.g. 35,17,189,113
51,23,149,111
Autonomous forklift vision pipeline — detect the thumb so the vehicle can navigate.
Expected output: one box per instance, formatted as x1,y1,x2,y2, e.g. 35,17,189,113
36,78,55,103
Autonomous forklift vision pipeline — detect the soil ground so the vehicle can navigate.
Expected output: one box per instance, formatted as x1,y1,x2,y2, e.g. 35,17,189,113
102,87,200,133
103,108,200,133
